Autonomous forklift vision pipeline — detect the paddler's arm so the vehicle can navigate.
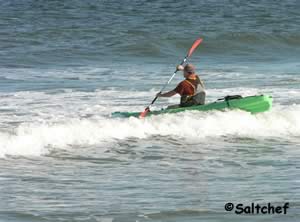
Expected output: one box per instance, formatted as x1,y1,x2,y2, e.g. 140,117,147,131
156,65,182,98
156,90,177,97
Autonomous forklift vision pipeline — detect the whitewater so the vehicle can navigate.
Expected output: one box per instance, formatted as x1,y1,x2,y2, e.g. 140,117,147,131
1,87,300,158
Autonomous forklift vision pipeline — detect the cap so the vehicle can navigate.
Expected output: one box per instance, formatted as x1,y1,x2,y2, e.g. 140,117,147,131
184,64,196,74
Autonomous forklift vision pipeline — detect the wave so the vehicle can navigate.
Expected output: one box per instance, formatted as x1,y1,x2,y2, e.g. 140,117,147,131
113,32,300,60
1,104,300,158
201,33,300,55
213,33,300,46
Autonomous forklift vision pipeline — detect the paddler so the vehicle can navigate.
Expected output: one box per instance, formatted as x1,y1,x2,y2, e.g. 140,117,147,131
156,64,206,108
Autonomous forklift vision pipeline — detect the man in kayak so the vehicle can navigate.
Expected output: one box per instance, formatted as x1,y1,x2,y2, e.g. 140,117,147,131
157,64,206,108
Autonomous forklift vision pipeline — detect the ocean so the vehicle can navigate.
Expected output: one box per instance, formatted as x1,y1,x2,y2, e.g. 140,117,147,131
0,0,300,221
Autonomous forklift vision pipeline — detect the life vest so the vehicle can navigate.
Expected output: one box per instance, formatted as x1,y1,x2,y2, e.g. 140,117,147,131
180,75,206,106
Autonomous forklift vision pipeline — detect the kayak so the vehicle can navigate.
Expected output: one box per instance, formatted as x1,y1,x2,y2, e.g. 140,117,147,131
112,94,272,118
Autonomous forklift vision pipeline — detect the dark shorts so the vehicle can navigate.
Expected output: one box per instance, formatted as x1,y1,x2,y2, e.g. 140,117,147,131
180,91,206,107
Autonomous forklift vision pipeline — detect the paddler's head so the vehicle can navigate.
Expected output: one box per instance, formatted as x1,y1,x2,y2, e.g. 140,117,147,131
183,64,196,78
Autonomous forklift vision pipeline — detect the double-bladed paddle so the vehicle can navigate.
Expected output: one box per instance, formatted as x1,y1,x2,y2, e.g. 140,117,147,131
139,38,203,118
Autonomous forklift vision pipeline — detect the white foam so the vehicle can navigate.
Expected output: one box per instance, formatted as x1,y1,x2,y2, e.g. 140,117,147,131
1,105,300,158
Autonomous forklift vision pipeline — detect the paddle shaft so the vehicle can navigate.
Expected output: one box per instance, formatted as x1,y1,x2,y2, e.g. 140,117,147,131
147,57,187,109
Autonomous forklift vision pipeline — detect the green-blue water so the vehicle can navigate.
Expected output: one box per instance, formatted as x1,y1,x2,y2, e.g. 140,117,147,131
0,1,300,221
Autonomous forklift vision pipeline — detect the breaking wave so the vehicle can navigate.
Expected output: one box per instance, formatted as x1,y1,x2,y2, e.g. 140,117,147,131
1,104,300,158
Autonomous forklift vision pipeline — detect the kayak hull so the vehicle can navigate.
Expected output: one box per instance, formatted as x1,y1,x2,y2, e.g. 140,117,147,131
112,95,273,118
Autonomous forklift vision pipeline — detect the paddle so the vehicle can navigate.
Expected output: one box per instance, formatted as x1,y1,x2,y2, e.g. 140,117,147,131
139,38,203,118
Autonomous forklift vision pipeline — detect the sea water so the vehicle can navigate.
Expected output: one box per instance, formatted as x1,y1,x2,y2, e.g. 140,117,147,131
0,1,300,221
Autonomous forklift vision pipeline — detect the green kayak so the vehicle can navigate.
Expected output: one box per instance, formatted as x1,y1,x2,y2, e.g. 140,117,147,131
112,95,272,118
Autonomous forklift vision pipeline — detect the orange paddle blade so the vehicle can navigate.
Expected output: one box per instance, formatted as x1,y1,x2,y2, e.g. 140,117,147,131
139,107,150,118
187,38,203,57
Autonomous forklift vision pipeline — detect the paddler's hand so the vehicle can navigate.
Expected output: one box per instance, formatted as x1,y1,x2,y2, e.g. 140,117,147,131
156,92,162,97
176,65,184,71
